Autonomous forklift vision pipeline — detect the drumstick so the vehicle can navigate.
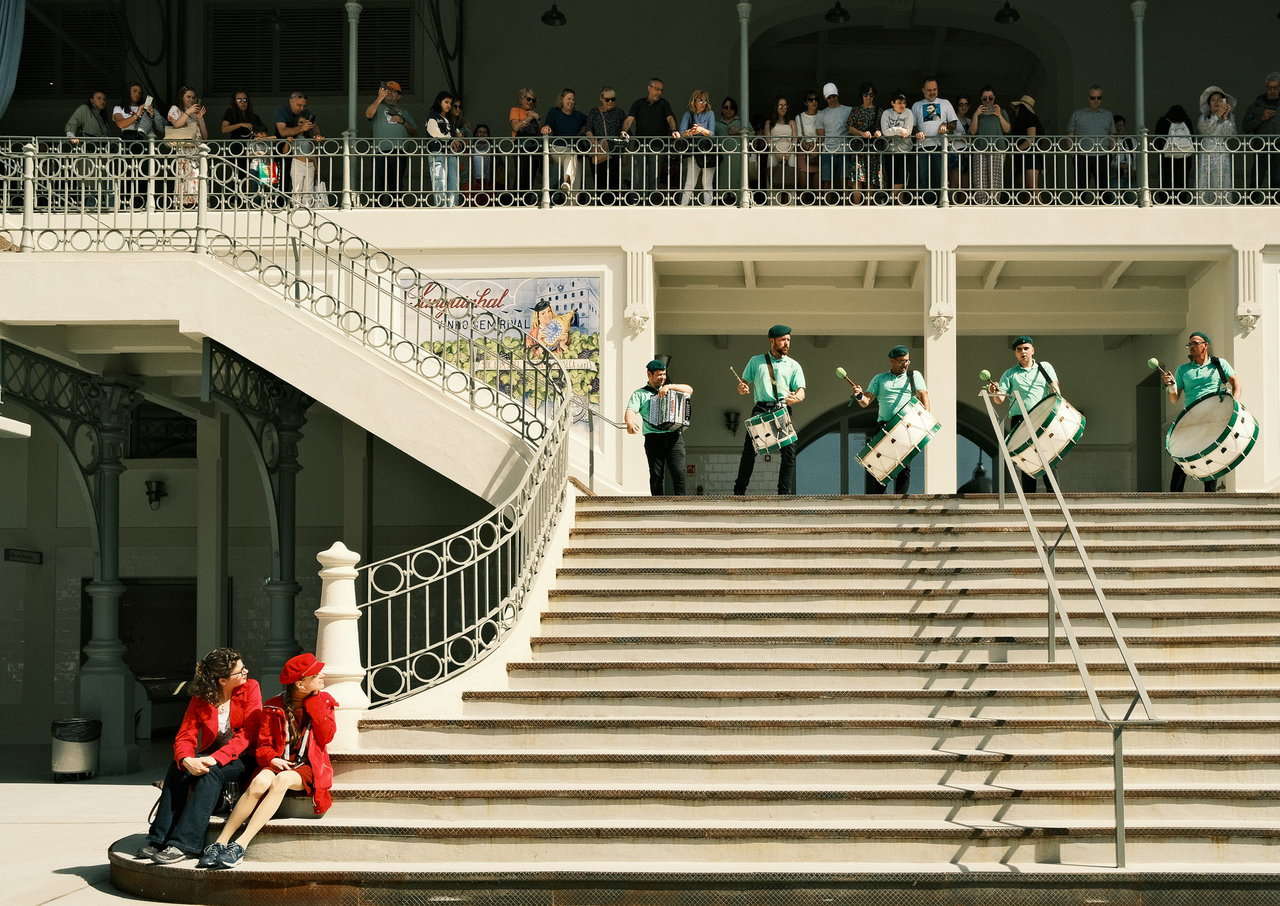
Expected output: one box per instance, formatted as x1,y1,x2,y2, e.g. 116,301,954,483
729,366,745,386
1148,356,1175,386
835,366,864,400
978,369,998,392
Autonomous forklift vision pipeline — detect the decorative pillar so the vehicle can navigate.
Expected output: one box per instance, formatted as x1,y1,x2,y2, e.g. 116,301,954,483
345,1,364,137
195,411,229,656
1130,1,1147,130
923,248,958,494
314,542,369,748
202,339,315,684
1230,246,1272,490
737,2,752,133
620,246,656,493
0,342,144,774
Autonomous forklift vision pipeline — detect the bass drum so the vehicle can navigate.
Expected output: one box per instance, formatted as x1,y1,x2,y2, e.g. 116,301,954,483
1165,393,1259,481
1004,395,1086,479
857,399,941,485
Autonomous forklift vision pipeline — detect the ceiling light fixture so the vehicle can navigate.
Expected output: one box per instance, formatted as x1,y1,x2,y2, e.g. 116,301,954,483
995,2,1020,24
540,4,566,26
825,2,850,25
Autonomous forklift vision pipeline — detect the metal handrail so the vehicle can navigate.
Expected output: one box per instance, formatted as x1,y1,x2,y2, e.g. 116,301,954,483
978,386,1163,868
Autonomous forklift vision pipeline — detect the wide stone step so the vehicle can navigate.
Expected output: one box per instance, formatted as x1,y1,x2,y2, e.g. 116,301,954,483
570,524,1280,544
562,542,1280,568
456,687,1265,719
356,717,1280,752
506,660,1280,689
128,819,1280,867
549,565,1280,591
538,609,1280,637
524,634,1280,663
320,783,1280,824
331,750,1280,787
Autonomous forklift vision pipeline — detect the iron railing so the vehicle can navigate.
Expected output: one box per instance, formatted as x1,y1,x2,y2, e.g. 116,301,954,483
3,133,1279,222
978,385,1164,869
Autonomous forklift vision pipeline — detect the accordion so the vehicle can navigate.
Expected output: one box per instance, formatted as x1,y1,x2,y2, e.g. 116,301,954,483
648,389,692,431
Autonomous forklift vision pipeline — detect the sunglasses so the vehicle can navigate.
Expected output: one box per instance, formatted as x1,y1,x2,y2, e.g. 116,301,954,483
1089,95,1103,101
805,96,817,102
525,96,537,104
601,96,616,102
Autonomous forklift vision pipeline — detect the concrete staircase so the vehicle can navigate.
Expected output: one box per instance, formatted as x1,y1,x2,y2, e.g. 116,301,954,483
110,494,1280,903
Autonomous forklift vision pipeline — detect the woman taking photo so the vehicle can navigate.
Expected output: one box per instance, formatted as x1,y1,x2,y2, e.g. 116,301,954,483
200,653,336,869
138,648,261,864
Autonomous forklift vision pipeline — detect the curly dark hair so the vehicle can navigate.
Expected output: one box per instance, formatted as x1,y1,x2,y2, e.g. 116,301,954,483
189,647,243,706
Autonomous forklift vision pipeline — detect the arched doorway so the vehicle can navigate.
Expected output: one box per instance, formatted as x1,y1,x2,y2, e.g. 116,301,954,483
795,400,1000,494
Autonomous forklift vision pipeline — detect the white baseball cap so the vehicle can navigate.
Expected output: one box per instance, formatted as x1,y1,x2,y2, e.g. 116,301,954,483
822,82,838,98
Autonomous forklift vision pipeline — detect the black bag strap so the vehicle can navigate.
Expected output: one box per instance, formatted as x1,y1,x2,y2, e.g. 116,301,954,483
1036,361,1053,390
765,351,784,404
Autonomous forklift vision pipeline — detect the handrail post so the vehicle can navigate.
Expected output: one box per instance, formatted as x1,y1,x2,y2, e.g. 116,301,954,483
540,136,551,209
1137,129,1152,208
21,141,35,251
939,133,950,208
196,143,209,252
341,133,353,210
739,135,751,208
1046,547,1056,662
145,138,156,213
587,405,596,493
1113,724,1127,867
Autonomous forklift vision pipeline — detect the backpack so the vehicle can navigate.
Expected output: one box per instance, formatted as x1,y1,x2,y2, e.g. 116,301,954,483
1167,121,1193,158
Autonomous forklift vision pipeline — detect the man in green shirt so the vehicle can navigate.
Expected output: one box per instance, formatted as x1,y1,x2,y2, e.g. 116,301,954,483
1161,330,1241,492
625,359,693,495
733,325,806,495
849,344,929,494
988,335,1061,493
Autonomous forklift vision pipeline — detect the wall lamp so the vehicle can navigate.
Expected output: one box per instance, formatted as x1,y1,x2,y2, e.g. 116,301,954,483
541,4,566,26
994,2,1020,24
825,2,850,24
145,479,167,510
724,411,741,435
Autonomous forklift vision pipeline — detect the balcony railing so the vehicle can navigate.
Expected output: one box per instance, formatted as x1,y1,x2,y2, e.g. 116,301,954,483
3,132,1278,228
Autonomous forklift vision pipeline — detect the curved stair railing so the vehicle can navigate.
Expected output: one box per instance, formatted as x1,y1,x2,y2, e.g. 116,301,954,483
3,138,575,705
978,386,1164,868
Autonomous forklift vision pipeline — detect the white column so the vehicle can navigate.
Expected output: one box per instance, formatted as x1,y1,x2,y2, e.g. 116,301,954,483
924,247,958,494
619,246,657,494
1130,1,1147,129
314,542,369,748
344,2,364,137
737,3,752,126
1230,246,1275,490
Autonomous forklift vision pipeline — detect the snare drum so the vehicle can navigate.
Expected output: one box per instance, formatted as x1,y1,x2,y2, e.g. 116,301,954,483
857,399,942,485
648,389,692,431
1005,395,1086,478
1165,392,1259,481
746,406,797,454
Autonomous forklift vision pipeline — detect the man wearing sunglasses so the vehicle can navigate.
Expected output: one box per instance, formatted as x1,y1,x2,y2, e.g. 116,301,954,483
621,78,678,194
1161,331,1241,492
1066,85,1116,199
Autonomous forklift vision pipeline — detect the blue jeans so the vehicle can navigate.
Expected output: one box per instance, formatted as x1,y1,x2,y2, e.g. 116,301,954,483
430,156,460,207
147,754,251,855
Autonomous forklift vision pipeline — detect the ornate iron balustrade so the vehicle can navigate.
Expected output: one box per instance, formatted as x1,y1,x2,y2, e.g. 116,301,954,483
3,133,1279,224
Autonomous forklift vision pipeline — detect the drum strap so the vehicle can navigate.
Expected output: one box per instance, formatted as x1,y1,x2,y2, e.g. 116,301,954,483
765,354,785,407
1211,356,1229,392
1036,361,1053,390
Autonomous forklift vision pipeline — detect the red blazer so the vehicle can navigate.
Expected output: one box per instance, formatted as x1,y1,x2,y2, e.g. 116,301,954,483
172,679,263,768
257,690,337,815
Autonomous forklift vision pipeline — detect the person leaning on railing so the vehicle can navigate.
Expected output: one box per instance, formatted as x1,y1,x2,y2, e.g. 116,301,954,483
113,82,165,209
585,86,627,195
167,87,209,209
426,90,462,207
64,89,112,142
220,92,271,197
676,89,716,206
1241,71,1280,193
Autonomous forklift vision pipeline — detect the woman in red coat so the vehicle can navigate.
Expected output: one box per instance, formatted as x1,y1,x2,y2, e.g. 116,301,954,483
199,652,336,869
139,647,262,864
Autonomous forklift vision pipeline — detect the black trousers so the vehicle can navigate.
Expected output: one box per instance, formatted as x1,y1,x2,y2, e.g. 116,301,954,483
734,403,796,495
644,430,686,495
1170,464,1216,492
1009,414,1055,493
865,420,911,494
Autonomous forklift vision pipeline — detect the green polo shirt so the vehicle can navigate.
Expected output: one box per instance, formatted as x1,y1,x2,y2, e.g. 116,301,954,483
868,370,926,422
741,354,805,405
998,360,1058,417
626,386,676,435
1175,357,1233,408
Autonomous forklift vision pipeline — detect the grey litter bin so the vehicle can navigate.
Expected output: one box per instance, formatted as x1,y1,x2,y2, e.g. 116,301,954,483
51,717,101,781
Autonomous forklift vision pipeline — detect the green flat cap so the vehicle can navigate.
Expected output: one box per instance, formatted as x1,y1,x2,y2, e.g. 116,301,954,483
1190,331,1210,345
645,359,667,371
888,344,909,359
768,324,792,338
1011,335,1033,349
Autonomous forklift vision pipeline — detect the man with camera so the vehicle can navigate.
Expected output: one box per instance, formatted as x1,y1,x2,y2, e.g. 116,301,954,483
275,91,324,200
365,80,417,205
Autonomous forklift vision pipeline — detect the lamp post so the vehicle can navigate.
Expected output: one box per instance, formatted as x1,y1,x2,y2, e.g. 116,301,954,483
345,1,363,136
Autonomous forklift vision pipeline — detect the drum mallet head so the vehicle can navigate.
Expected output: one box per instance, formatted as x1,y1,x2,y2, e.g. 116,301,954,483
1147,357,1160,370
979,369,991,381
836,366,863,400
836,366,847,378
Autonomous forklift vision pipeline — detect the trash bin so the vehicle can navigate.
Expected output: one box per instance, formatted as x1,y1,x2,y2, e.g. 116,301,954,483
51,717,101,781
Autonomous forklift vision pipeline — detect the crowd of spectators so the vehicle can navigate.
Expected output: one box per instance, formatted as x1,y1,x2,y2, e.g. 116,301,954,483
53,69,1280,207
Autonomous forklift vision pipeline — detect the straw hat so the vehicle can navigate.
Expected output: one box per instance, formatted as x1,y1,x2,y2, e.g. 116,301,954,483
1010,95,1036,113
